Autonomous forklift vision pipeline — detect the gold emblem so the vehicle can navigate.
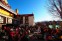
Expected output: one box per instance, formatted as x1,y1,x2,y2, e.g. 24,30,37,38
4,0,8,4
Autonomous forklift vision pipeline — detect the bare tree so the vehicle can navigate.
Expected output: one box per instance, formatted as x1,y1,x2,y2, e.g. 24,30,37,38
48,0,62,19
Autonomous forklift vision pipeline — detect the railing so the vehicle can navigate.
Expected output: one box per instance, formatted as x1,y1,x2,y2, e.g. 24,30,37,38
0,2,17,15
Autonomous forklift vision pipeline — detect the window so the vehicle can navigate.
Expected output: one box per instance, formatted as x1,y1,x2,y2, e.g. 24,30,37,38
0,16,5,23
8,18,12,24
25,16,28,24
25,16,28,20
20,17,23,20
20,17,23,24
20,20,23,24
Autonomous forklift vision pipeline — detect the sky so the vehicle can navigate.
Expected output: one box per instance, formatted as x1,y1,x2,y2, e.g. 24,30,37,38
7,0,59,22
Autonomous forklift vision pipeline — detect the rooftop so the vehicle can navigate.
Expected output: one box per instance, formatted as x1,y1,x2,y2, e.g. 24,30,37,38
17,14,34,17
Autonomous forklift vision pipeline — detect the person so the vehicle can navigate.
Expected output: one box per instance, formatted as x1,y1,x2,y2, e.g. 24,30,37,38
21,30,29,41
46,34,53,41
41,27,44,40
8,33,13,41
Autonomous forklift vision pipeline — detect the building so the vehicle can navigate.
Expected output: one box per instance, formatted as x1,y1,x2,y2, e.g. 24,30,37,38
0,0,17,28
0,0,34,27
16,14,34,26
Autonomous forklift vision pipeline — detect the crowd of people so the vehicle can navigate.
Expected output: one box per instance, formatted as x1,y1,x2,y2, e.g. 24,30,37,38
0,24,62,41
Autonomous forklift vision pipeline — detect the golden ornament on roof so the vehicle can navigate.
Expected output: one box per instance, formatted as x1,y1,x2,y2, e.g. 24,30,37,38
4,0,8,4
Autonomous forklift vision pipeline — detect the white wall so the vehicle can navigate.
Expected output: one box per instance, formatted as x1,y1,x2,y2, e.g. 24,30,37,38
28,16,34,26
23,17,25,24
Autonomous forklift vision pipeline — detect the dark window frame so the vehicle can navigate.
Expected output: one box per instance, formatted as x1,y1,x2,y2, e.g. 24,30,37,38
0,15,6,24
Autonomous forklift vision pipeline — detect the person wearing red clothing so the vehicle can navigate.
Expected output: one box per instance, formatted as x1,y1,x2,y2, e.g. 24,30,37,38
46,35,53,41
